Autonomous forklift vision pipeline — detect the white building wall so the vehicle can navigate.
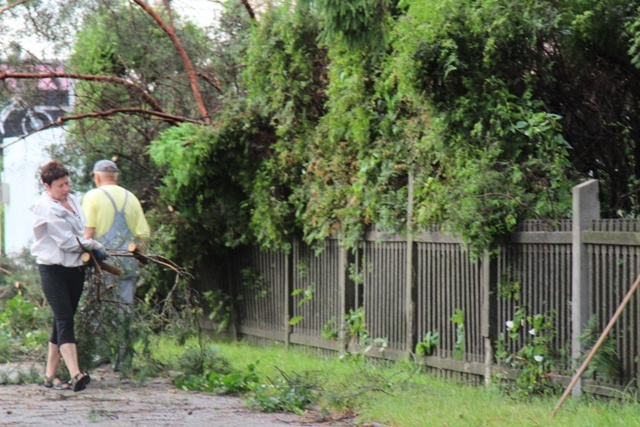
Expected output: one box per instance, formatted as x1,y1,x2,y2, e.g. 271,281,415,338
1,129,65,256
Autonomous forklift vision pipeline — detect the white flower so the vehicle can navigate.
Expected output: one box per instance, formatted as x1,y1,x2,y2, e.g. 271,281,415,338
528,329,536,336
534,355,544,362
506,320,514,329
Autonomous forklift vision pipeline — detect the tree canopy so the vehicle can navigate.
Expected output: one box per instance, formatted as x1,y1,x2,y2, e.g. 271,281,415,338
2,0,640,265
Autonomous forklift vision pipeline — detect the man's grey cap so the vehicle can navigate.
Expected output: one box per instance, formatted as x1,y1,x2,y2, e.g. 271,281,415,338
92,159,118,173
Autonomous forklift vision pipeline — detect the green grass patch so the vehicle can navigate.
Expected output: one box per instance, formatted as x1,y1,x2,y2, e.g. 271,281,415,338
144,335,640,426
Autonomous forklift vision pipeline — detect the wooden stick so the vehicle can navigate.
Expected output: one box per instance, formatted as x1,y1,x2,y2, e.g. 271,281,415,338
80,249,105,281
96,257,123,276
79,248,123,276
107,245,190,279
127,243,149,265
0,265,12,275
551,273,640,417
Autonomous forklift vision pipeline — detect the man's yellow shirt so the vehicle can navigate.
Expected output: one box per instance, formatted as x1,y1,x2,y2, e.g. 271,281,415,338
82,184,150,240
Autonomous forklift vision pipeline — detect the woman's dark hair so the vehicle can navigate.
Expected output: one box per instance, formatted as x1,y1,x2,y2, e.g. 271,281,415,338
40,160,69,185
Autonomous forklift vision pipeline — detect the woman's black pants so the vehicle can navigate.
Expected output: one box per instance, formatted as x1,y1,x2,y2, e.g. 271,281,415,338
38,264,85,346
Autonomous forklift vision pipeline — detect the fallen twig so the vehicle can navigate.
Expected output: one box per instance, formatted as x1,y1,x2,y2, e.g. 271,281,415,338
106,245,192,280
81,251,123,276
76,237,123,276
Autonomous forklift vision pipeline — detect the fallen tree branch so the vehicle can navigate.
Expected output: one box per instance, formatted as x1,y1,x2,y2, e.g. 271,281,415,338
104,244,192,280
76,237,123,277
240,0,256,20
80,252,123,276
0,0,29,16
0,71,165,113
133,0,211,123
1,106,215,151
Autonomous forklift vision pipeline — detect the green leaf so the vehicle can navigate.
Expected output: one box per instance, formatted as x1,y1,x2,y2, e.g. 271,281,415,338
289,316,304,326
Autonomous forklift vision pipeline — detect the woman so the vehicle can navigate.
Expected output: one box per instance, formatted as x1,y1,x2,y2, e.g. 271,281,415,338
30,160,104,392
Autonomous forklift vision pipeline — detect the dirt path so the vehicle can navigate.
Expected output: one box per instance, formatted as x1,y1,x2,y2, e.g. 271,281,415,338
0,364,360,427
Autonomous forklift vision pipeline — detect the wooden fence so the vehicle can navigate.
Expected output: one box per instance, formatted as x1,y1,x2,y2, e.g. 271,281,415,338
198,180,640,395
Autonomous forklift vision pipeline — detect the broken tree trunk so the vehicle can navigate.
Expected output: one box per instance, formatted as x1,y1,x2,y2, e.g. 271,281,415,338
127,243,149,265
81,252,123,276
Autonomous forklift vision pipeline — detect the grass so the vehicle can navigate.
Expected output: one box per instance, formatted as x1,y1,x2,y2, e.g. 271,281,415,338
144,335,640,427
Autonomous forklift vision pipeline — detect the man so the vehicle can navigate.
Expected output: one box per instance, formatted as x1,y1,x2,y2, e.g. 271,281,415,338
82,159,150,370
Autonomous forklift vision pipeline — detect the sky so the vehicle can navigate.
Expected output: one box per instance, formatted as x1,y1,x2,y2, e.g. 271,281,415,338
170,0,221,27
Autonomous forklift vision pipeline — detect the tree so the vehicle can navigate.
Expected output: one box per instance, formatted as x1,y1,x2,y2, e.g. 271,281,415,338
62,0,218,199
388,0,640,248
150,0,640,255
1,1,222,190
0,0,256,267
388,0,576,250
5,0,640,264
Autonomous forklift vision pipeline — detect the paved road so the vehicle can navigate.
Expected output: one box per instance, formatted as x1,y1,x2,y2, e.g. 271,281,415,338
0,363,357,427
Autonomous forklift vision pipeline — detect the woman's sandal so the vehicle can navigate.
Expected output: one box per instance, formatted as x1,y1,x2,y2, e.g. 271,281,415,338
71,372,91,392
43,376,71,391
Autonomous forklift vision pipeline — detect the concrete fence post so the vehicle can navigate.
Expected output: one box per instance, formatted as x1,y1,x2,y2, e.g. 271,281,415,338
406,166,417,356
482,249,498,387
571,179,600,396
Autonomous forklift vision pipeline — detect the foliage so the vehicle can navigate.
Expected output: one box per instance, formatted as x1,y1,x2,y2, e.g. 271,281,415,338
36,1,255,271
0,255,49,362
292,286,314,307
495,307,563,397
301,47,382,247
0,293,45,336
237,0,593,254
7,6,640,403
0,365,42,386
74,255,197,378
242,2,327,250
164,339,316,413
173,343,259,394
579,316,624,382
415,331,439,357
321,317,339,341
451,308,465,360
11,0,637,264
629,8,640,69
248,368,321,414
240,268,269,299
308,0,396,51
341,307,388,359
344,306,368,346
75,270,155,376
0,334,10,363
149,117,267,264
0,293,49,362
60,1,214,196
202,290,233,333
498,271,522,301
242,2,410,249
390,0,577,253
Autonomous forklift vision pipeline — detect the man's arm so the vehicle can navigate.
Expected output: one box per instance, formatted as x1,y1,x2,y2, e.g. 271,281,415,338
128,192,151,250
81,190,98,239
134,237,149,254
